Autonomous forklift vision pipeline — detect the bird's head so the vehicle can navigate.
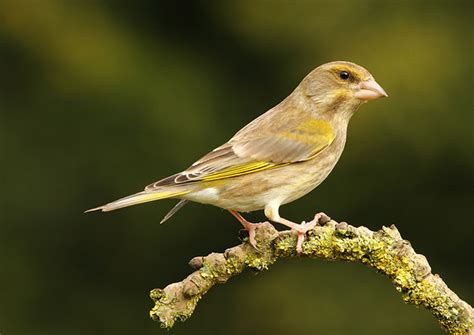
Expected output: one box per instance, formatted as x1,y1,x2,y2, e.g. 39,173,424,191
299,61,387,118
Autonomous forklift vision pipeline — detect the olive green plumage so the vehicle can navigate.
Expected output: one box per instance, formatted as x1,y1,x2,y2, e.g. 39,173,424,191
87,61,387,252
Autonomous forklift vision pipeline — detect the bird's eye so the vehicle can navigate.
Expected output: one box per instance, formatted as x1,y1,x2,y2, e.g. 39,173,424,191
339,71,350,80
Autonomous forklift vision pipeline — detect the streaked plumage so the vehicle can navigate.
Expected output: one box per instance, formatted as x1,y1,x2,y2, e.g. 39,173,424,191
86,61,387,253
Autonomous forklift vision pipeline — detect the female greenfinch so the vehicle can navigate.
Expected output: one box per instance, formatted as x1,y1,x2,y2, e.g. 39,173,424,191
87,61,387,253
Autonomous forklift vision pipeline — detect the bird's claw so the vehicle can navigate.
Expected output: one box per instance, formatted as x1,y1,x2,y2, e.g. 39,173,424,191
292,212,330,254
240,222,265,251
292,220,317,254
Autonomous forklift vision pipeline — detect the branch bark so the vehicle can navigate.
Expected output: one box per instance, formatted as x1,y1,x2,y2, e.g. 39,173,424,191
149,214,473,334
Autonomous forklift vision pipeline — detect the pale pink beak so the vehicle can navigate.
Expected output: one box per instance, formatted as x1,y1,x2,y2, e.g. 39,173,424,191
354,79,388,101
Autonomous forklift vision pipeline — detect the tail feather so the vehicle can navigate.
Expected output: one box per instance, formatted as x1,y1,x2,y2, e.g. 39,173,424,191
85,190,190,213
160,199,189,224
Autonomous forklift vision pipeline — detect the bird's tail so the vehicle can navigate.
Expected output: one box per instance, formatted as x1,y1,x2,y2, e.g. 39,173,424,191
85,189,190,213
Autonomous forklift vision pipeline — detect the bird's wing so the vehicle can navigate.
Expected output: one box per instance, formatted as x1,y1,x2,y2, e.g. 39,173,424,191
145,117,335,189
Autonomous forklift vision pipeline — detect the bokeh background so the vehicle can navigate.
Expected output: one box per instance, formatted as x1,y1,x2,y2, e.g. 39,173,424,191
0,1,472,334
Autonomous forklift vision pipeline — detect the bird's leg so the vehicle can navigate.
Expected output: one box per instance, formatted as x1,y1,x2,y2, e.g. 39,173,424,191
265,204,325,254
228,210,265,250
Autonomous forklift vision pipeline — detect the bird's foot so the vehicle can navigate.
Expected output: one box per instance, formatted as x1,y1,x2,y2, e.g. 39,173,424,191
228,210,268,251
292,221,316,254
292,212,330,254
240,222,267,251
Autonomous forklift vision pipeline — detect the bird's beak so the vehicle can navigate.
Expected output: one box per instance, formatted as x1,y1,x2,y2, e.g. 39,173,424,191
354,79,388,101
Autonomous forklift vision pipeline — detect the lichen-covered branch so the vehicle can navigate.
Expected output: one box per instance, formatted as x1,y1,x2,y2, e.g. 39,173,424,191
149,214,473,334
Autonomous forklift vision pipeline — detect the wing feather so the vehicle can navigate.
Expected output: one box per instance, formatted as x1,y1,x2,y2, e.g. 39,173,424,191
145,117,335,190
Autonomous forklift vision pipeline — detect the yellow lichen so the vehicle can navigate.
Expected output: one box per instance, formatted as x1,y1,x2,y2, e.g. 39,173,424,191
150,221,473,333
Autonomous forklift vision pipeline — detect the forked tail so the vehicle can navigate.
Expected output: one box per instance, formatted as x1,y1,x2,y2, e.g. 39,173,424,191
85,189,190,212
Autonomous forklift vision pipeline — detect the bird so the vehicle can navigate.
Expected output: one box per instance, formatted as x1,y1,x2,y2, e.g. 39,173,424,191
86,61,387,253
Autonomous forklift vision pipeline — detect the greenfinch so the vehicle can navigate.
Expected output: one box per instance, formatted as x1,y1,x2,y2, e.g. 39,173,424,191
87,61,387,253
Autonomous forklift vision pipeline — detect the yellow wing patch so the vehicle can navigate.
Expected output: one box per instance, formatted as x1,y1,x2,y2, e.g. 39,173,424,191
284,119,335,142
201,161,288,181
278,118,335,157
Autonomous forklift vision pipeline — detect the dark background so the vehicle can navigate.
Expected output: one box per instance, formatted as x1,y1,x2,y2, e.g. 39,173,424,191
0,1,472,334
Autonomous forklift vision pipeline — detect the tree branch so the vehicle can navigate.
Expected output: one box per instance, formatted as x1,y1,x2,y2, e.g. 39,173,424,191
149,214,473,334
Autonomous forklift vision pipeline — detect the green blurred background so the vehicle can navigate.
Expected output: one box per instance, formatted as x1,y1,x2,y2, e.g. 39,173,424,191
0,1,472,334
